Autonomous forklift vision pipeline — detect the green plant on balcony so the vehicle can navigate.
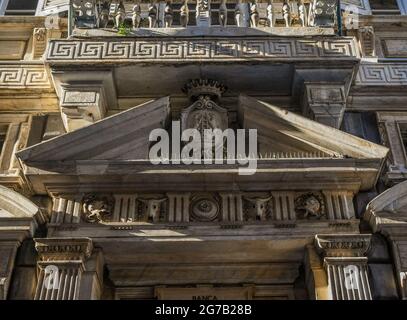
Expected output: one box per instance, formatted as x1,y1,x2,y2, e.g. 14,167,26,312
117,23,131,36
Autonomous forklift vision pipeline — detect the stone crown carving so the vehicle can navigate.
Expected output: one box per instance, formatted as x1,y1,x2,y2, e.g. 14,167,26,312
182,79,227,101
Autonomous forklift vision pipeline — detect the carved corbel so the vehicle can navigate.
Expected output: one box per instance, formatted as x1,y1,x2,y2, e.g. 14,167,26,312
59,82,108,132
301,82,347,129
358,26,376,58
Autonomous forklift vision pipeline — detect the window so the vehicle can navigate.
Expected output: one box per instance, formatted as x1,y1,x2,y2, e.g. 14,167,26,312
398,123,407,156
370,0,401,14
0,0,39,16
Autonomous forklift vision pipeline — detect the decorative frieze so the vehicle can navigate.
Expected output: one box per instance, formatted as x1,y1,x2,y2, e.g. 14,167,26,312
0,66,51,89
322,191,355,220
243,195,272,221
49,190,357,225
271,191,296,220
50,197,81,224
82,194,114,223
112,194,138,222
295,192,325,219
356,64,407,86
46,38,359,63
220,193,243,222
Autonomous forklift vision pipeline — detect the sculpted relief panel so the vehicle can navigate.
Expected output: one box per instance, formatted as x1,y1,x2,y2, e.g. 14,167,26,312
48,190,355,225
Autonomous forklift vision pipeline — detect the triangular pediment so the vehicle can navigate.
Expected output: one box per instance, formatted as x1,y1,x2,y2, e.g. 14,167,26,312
238,95,388,160
18,97,170,163
18,95,388,165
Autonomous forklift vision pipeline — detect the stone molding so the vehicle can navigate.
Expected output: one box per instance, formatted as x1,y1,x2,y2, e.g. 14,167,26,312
356,63,407,86
0,65,51,89
46,37,359,63
315,234,372,257
34,238,93,261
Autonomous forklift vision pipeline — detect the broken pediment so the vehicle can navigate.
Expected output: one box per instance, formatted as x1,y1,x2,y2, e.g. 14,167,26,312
238,95,388,160
17,96,171,162
16,95,389,195
364,180,407,233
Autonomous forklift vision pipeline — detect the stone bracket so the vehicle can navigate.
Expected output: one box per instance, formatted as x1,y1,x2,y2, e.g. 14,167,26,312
302,82,347,129
60,82,107,132
51,70,117,132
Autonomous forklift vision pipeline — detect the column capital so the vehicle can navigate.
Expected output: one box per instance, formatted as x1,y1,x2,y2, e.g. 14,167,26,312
34,238,93,262
315,234,372,258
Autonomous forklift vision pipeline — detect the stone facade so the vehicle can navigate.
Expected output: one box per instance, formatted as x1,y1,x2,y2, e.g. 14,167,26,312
0,0,407,300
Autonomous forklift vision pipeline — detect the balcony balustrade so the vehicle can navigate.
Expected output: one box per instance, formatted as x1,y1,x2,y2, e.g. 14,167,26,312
69,0,339,32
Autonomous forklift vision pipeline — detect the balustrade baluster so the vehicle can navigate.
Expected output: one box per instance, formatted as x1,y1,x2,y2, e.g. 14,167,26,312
132,2,142,28
249,2,259,27
164,1,174,27
180,0,189,27
282,1,291,27
148,2,158,28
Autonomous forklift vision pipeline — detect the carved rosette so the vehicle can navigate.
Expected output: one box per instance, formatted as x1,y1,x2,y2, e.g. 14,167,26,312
82,194,114,223
190,194,220,222
295,192,325,219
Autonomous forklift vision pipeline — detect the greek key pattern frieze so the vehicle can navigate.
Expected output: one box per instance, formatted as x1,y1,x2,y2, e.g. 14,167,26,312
356,63,407,85
0,66,51,88
46,38,358,62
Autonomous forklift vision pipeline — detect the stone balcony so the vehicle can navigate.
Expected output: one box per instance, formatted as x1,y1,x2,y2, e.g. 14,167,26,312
70,0,340,33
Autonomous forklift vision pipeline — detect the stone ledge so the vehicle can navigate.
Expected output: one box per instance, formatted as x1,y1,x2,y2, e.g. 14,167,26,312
45,36,360,64
72,26,336,38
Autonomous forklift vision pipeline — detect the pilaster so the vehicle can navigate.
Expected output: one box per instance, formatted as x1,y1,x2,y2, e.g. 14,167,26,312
314,234,372,300
33,238,103,300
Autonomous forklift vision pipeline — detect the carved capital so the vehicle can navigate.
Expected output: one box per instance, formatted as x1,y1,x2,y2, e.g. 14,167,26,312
34,238,93,262
315,234,372,258
302,82,347,128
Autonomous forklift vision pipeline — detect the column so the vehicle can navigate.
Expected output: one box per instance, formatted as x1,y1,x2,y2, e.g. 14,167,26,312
314,234,372,300
34,238,103,300
0,242,19,299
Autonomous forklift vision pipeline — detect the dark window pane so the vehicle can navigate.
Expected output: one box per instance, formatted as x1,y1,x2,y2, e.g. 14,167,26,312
5,0,39,15
6,0,38,10
370,0,399,10
0,135,5,156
